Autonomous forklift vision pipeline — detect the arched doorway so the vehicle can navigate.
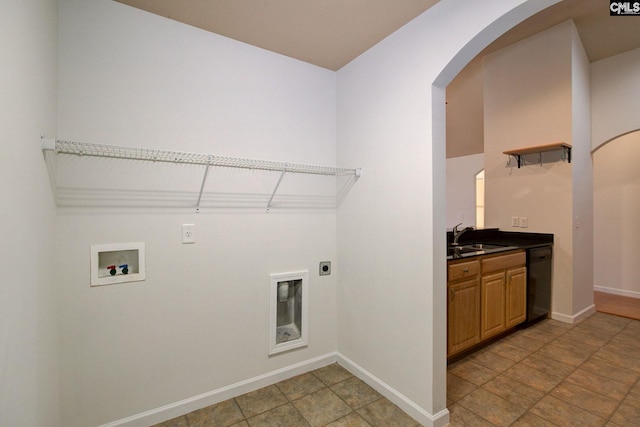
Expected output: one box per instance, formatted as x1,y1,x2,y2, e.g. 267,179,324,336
430,1,569,424
335,2,564,426
593,130,640,298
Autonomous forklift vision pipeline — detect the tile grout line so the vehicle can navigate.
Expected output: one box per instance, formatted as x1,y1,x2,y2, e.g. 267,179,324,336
546,317,636,424
272,380,313,427
314,367,403,427
597,321,640,425
451,332,536,425
306,369,353,427
512,316,634,426
450,315,638,426
165,315,637,427
505,323,582,426
508,322,583,426
309,368,356,427
527,325,606,425
322,373,379,427
547,317,634,425
482,323,578,424
274,365,377,427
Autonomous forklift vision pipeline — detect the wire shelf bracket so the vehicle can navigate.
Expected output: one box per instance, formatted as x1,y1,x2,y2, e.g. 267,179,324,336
267,165,289,213
42,138,361,212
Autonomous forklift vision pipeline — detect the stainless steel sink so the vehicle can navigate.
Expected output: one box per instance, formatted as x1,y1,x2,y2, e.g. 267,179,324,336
450,246,479,253
447,246,479,257
447,242,516,259
459,243,506,250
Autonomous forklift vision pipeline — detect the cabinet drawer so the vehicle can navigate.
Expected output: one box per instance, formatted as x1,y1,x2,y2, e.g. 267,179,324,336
448,260,480,281
481,251,525,273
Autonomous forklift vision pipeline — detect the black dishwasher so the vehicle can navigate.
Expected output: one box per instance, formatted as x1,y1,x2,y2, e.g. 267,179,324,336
526,246,552,324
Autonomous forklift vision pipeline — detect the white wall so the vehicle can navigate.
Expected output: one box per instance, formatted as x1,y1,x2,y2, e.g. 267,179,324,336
57,1,338,426
446,154,484,228
336,1,558,424
593,131,640,297
591,48,640,299
0,1,60,426
570,24,594,315
484,21,584,319
51,0,564,425
446,57,484,158
591,47,640,150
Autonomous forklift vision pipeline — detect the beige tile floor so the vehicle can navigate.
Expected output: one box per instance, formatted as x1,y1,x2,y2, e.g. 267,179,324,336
153,312,640,426
448,312,640,426
152,362,421,427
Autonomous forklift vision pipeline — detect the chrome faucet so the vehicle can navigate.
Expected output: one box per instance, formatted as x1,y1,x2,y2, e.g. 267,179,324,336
452,223,475,246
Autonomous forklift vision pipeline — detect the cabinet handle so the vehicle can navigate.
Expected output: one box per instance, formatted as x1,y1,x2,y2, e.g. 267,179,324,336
450,288,455,301
463,267,469,273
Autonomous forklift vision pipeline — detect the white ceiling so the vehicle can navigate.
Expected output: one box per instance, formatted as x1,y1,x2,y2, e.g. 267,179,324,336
116,0,640,71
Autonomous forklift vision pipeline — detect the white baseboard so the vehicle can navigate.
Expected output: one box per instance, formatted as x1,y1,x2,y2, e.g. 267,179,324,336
551,304,595,324
100,351,449,427
336,353,449,427
594,285,640,299
99,353,338,427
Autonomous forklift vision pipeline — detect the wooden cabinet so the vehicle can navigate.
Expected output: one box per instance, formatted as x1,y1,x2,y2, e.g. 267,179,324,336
480,251,526,340
447,260,480,357
448,277,480,356
506,266,527,328
447,250,526,358
480,272,506,340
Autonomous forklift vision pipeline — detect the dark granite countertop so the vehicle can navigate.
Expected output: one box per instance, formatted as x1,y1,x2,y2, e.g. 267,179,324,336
446,229,553,260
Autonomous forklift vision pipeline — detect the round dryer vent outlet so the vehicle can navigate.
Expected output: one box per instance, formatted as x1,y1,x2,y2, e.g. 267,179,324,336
319,261,331,276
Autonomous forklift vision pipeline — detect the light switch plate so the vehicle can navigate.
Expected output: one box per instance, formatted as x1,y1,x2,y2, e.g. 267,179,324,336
511,217,519,227
519,217,528,228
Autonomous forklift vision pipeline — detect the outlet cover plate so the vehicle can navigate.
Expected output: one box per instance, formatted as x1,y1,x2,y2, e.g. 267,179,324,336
319,261,331,276
182,224,195,244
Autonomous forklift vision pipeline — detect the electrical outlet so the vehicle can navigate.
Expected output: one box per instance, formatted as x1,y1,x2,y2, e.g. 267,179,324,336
182,224,195,244
319,261,331,276
519,217,528,228
511,217,519,227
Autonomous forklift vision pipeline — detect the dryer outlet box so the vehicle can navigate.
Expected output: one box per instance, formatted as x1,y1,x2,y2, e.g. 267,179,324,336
319,261,331,276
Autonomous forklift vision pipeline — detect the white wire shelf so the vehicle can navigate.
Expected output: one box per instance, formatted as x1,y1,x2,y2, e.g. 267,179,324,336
41,138,361,212
43,139,359,176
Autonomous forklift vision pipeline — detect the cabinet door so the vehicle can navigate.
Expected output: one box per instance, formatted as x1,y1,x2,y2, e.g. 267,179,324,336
481,272,506,340
448,278,480,356
506,266,527,328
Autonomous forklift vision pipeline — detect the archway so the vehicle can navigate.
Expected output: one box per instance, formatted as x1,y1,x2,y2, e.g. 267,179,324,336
334,2,563,426
593,130,640,298
429,1,564,424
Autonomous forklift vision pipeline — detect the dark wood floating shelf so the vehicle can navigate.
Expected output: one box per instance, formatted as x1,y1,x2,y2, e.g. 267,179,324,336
503,142,572,168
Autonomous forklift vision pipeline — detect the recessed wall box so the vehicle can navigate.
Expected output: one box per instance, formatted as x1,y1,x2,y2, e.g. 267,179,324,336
91,242,145,287
319,261,331,276
269,271,309,355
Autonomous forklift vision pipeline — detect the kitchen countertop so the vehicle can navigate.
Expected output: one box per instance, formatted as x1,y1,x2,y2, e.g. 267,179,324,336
446,229,553,260
447,244,520,260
